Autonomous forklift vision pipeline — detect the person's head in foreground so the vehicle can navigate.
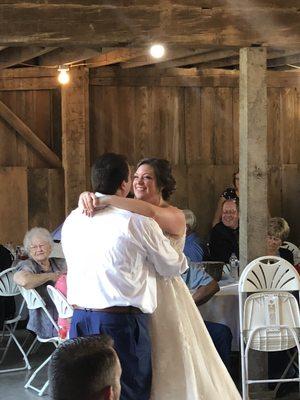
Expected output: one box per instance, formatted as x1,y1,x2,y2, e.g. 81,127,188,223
267,217,290,255
49,335,121,400
91,153,131,197
133,157,176,205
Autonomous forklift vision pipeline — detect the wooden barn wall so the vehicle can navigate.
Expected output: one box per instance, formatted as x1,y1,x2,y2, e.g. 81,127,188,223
0,81,64,245
90,69,300,245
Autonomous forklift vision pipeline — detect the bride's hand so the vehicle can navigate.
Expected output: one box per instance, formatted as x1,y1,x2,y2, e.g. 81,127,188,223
78,192,98,216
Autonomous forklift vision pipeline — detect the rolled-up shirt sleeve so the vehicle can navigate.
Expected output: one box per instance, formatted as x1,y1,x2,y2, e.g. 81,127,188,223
129,215,188,277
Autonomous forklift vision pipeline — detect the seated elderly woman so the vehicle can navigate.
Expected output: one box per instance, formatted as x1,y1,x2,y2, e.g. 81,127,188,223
14,227,66,338
267,217,294,265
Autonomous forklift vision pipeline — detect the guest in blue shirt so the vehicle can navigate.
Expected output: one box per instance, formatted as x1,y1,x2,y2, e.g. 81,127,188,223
183,209,209,262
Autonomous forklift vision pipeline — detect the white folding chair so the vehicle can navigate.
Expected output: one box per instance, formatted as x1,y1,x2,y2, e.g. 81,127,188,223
46,285,73,337
18,286,60,396
239,256,300,400
0,266,31,373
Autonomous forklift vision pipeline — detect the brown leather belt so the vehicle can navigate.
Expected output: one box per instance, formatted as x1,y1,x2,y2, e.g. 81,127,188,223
74,305,143,314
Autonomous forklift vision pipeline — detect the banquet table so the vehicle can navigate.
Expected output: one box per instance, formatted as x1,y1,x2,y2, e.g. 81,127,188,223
199,277,240,350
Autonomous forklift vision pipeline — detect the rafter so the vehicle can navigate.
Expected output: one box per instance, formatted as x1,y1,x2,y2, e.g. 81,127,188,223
268,52,300,68
39,47,102,67
194,49,300,70
86,48,146,68
156,50,238,69
0,46,54,69
122,48,210,69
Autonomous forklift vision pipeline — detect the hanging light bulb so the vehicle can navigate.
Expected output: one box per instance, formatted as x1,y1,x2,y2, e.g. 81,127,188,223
57,66,70,84
149,44,165,59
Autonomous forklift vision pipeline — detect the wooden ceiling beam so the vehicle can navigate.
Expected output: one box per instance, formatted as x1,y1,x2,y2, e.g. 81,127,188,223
268,53,300,68
0,100,61,168
0,3,299,48
156,49,238,68
195,49,300,70
86,48,146,68
122,48,210,69
0,47,54,69
39,47,102,67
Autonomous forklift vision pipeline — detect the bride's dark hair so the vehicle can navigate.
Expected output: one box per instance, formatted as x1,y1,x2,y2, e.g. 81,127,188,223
137,158,176,201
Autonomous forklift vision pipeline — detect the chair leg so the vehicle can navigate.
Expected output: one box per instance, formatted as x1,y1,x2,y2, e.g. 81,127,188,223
25,354,52,394
0,328,31,373
0,327,13,364
26,336,38,356
273,351,297,397
25,341,58,396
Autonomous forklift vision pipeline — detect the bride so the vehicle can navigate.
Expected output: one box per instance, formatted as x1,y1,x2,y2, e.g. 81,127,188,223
80,157,241,400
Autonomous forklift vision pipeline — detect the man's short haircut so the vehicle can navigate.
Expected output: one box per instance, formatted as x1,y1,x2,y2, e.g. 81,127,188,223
91,153,129,194
183,209,197,231
268,217,290,241
49,335,118,400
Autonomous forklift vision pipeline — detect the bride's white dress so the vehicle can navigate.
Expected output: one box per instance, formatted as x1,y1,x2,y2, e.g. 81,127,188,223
150,235,241,400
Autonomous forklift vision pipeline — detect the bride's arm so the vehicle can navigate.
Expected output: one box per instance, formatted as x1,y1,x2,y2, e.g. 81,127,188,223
79,192,185,236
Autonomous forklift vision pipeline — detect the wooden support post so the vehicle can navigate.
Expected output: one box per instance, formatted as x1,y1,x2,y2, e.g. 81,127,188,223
239,47,268,270
239,47,268,396
61,67,90,215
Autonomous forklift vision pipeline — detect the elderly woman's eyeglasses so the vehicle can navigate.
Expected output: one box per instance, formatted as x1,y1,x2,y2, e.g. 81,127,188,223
30,243,49,251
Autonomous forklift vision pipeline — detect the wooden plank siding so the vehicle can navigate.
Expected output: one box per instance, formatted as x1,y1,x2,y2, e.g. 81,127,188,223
0,68,299,247
0,80,63,244
90,71,300,244
0,89,62,167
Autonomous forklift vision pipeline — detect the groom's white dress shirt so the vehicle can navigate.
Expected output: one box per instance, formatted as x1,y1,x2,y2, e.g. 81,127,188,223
62,206,188,313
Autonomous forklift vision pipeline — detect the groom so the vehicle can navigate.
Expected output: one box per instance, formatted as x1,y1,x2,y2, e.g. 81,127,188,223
62,153,188,400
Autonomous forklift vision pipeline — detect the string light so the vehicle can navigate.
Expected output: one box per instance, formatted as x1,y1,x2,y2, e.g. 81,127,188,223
149,44,165,59
57,66,70,84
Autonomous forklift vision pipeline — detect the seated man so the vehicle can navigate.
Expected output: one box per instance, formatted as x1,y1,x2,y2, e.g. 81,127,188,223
183,209,209,262
209,199,239,263
49,335,121,400
181,262,233,370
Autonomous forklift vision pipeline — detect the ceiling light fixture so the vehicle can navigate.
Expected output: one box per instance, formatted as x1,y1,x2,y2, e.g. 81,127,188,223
57,66,70,85
149,44,165,59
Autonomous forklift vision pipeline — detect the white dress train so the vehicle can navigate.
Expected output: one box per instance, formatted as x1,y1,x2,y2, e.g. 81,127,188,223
150,235,241,400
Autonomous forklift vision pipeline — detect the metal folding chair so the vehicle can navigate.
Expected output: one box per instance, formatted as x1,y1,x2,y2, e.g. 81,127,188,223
239,256,300,400
18,286,60,396
0,266,31,373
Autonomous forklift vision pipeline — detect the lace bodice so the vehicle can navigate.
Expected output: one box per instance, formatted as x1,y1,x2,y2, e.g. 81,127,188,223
165,234,185,254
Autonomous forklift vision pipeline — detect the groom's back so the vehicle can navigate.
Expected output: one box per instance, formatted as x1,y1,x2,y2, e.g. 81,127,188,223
62,206,158,312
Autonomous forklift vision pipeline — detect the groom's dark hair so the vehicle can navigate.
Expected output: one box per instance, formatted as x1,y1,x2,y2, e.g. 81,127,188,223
91,153,129,194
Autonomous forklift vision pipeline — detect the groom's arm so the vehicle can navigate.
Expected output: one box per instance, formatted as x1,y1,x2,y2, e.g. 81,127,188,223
130,216,188,277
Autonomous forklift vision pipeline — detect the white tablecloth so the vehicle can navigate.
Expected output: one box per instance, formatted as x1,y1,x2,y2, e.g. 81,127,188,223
199,279,240,350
